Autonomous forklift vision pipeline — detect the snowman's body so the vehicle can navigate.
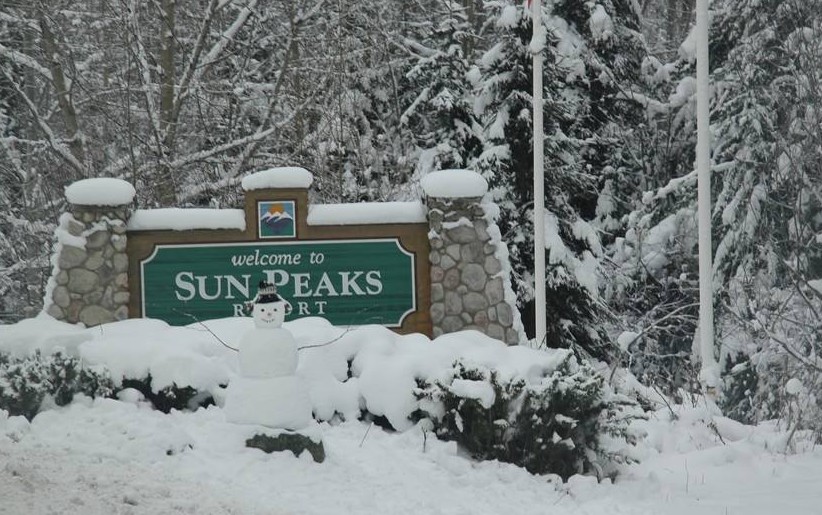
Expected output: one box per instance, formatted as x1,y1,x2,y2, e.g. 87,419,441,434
238,327,298,378
224,295,312,430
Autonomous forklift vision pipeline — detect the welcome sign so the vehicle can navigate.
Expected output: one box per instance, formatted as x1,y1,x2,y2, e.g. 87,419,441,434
127,186,432,334
141,239,416,326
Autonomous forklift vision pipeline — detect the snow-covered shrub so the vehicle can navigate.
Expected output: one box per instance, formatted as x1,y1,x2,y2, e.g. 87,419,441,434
607,207,701,398
415,353,641,479
719,286,822,437
0,351,114,420
1,316,648,471
120,375,213,414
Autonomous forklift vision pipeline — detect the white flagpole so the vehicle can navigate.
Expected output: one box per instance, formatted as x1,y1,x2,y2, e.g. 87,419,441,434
696,0,718,395
531,0,547,347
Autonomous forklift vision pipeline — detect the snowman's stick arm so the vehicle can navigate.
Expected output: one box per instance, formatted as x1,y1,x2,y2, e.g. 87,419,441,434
297,314,390,351
298,325,355,350
174,309,239,352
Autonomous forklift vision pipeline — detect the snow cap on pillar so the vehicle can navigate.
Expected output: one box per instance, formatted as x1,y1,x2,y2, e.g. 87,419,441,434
241,167,314,191
420,169,488,198
65,178,136,206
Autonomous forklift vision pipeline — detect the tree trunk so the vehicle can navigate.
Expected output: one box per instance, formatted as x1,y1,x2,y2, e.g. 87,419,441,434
158,0,177,205
37,9,85,173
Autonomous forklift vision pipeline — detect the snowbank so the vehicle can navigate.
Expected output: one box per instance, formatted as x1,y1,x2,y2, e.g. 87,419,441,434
3,375,822,515
1,315,569,431
4,317,822,515
0,315,91,357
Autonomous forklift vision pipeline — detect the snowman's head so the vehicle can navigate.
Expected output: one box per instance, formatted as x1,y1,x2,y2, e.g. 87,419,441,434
251,281,291,329
252,300,288,328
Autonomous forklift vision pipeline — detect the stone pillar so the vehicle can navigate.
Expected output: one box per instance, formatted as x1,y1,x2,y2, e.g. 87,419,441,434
44,181,134,326
422,170,525,345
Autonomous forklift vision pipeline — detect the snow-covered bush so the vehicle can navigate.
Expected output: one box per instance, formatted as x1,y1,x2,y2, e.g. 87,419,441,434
414,353,641,479
607,208,701,398
120,375,212,414
0,351,114,420
1,316,645,476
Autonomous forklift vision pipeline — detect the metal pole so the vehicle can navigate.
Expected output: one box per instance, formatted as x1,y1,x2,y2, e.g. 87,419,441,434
532,0,547,347
696,0,718,395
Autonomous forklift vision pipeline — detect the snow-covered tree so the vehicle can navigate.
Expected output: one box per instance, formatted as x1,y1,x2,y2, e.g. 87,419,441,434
473,0,646,357
285,0,425,202
639,0,695,58
706,0,822,425
611,0,822,420
401,1,483,179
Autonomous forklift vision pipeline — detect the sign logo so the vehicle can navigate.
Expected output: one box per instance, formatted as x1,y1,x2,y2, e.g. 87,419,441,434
258,200,296,239
140,239,416,327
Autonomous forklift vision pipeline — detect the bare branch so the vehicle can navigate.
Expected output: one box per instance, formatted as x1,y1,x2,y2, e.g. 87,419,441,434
1,68,84,174
122,0,166,160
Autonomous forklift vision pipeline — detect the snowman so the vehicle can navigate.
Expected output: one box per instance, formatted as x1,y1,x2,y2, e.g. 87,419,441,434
224,282,313,430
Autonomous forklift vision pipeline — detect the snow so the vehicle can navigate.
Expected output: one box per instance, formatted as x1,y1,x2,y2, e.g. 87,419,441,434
588,4,614,42
679,26,697,62
669,76,696,108
449,379,495,409
549,15,586,82
127,208,246,231
64,178,136,206
3,317,822,514
42,213,90,316
420,169,488,198
786,378,804,395
481,202,527,344
496,5,519,29
224,302,313,430
54,213,86,248
488,105,509,140
241,167,314,191
307,202,427,226
529,25,547,55
0,315,90,358
239,328,296,378
224,376,313,430
543,211,600,298
617,331,640,352
0,316,562,430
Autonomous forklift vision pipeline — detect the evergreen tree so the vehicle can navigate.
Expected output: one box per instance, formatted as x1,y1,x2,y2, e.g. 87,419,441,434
604,55,703,395
401,1,483,179
613,0,822,418
706,0,822,424
473,0,646,357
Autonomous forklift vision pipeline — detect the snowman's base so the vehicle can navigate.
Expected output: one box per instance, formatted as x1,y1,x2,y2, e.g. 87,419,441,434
224,376,313,430
246,428,325,463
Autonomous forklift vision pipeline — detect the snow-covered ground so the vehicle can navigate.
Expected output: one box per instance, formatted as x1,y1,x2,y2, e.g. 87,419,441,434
2,317,822,515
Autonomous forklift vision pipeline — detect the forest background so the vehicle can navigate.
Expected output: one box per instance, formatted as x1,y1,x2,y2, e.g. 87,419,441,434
2,0,822,431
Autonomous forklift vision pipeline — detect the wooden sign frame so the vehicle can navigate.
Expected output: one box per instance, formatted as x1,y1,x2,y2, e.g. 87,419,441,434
127,189,432,336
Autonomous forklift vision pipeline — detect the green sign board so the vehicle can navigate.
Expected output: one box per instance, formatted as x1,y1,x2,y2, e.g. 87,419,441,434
140,239,416,326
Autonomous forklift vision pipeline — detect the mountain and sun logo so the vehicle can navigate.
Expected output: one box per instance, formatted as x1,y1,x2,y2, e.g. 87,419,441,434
257,200,296,239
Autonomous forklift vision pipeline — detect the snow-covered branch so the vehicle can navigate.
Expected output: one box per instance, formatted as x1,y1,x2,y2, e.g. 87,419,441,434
122,0,166,158
0,43,52,80
1,69,85,174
